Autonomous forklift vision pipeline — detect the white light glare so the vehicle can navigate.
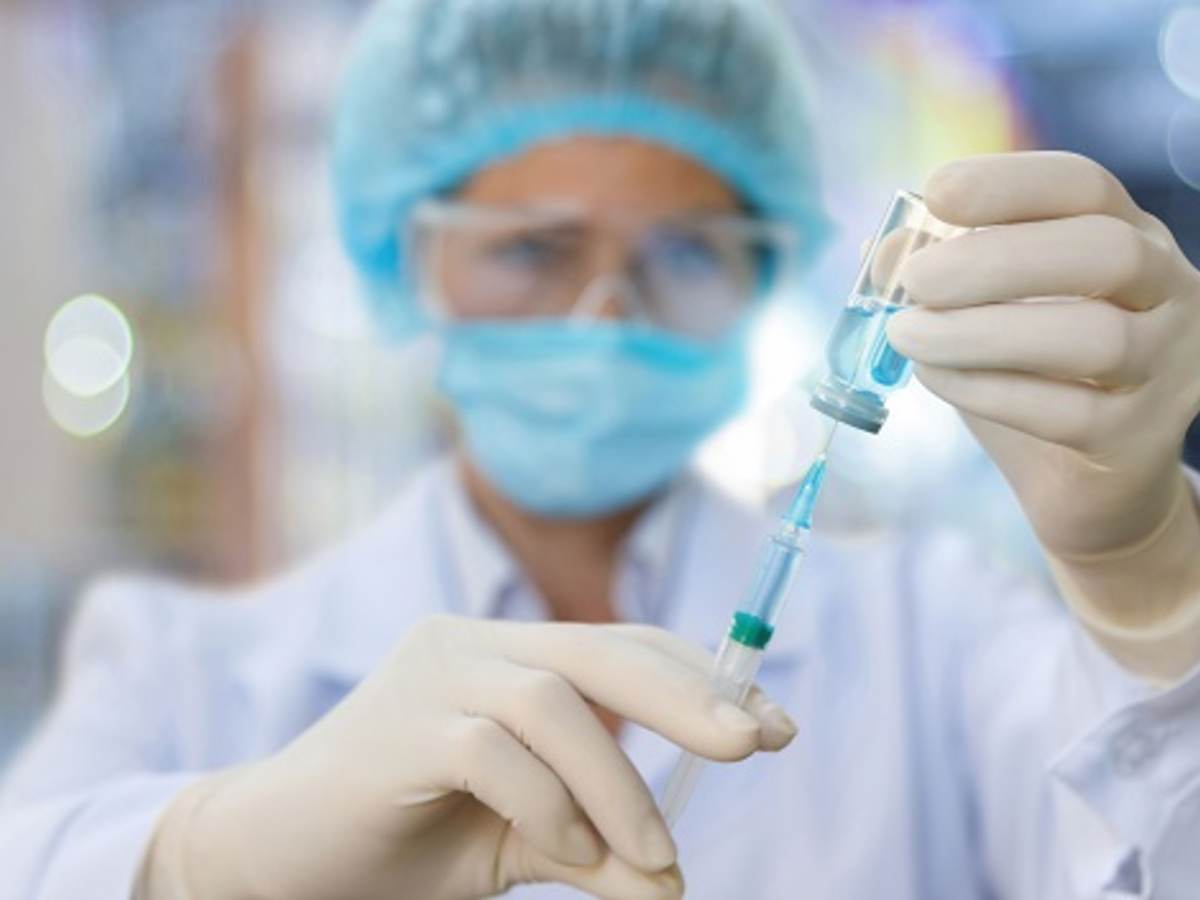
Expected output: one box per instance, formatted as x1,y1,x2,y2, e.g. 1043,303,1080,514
1168,106,1200,190
42,294,135,437
1160,7,1200,101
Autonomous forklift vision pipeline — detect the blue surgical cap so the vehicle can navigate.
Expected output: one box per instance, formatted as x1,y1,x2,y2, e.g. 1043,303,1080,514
333,0,832,337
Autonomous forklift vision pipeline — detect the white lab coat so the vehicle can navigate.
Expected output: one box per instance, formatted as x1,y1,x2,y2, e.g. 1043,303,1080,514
3,459,1200,899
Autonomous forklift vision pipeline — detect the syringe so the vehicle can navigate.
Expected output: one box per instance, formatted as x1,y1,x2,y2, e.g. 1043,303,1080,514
659,422,837,826
659,190,967,827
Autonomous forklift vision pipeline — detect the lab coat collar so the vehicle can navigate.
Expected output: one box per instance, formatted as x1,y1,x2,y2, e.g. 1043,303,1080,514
439,458,695,628
303,468,452,688
620,475,692,625
440,461,522,621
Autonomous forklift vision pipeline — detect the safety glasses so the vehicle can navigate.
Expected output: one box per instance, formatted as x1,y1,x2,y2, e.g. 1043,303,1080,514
406,201,799,341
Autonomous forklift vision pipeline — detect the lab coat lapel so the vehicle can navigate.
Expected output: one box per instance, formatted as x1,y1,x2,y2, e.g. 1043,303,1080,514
303,466,453,690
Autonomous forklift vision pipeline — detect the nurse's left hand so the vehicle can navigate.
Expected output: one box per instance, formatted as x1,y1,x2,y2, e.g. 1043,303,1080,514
886,152,1200,663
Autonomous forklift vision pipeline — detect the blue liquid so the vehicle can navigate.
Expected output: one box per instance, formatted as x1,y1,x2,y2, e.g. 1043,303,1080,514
825,302,912,396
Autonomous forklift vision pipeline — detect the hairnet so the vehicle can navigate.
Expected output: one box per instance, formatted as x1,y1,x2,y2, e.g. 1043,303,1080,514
333,0,832,336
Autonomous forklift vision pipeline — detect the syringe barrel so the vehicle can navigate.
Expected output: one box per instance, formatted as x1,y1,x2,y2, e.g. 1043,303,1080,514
660,639,764,826
734,529,809,645
711,635,765,703
660,450,821,828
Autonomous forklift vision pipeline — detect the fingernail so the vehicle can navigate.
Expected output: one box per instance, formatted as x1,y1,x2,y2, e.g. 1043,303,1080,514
641,815,677,870
565,820,603,866
713,702,760,733
760,703,798,749
898,252,936,298
654,864,685,899
925,160,973,217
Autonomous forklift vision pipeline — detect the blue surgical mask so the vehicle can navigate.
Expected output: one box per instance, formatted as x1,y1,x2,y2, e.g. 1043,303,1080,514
438,321,748,517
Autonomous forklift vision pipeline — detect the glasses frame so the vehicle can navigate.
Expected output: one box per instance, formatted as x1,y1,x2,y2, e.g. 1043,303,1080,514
402,199,801,337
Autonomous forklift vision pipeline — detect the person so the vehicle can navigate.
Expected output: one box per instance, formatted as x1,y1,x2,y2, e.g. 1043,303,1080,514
4,0,1200,897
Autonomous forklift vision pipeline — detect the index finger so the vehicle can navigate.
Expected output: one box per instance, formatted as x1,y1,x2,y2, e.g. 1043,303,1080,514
498,621,766,762
925,151,1147,229
610,623,795,747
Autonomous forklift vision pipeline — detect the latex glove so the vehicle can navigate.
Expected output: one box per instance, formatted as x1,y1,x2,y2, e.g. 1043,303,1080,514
886,151,1200,679
138,615,796,900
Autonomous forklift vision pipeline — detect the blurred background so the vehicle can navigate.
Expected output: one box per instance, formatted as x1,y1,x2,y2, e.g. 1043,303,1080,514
1,0,1198,765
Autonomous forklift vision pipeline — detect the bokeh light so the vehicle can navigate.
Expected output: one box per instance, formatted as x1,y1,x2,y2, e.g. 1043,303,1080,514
1167,105,1200,190
44,295,133,396
1159,6,1200,100
42,294,135,437
41,368,132,438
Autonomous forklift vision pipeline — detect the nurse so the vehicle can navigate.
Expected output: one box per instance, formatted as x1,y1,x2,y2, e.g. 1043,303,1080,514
5,1,1200,898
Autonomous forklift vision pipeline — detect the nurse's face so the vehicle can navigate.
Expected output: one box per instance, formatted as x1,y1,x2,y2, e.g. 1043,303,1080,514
431,137,758,521
437,136,748,325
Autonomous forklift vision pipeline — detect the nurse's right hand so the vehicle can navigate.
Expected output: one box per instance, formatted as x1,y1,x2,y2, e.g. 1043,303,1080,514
138,615,797,900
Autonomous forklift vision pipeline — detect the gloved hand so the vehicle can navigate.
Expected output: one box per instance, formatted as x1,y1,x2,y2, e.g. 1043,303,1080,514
138,615,797,900
886,151,1200,679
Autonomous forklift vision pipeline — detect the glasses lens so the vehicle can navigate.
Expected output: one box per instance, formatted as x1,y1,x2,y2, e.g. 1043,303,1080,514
415,216,590,319
638,223,783,339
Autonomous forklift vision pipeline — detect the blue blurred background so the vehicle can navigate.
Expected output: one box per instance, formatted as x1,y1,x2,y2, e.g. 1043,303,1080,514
1,0,1198,765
